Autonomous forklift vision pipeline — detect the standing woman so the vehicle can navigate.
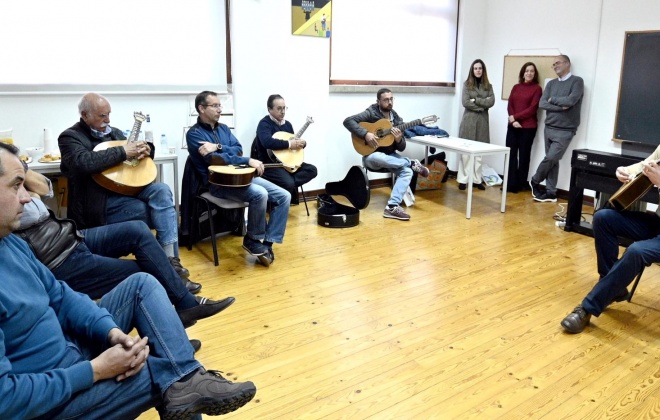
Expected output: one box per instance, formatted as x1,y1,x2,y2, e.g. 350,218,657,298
458,59,495,190
505,62,542,193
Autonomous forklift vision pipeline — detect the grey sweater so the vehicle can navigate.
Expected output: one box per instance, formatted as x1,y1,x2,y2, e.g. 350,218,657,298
539,75,584,131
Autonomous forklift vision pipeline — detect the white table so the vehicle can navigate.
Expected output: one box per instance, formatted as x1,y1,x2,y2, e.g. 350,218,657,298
408,135,510,219
28,154,180,217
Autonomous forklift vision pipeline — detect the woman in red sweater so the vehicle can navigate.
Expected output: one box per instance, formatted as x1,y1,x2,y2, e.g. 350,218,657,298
505,62,542,193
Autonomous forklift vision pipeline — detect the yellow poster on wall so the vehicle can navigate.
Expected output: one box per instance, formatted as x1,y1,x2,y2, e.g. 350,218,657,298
292,0,331,37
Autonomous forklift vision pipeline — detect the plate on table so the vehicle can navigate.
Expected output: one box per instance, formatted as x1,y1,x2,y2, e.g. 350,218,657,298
38,155,61,163
19,155,33,164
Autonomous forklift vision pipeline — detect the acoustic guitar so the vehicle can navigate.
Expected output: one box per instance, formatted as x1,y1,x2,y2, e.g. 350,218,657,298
351,115,438,156
267,116,314,173
609,164,658,211
92,112,157,196
208,163,283,187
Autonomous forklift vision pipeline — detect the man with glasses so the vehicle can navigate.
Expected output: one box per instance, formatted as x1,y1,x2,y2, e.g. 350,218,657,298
343,88,430,221
529,55,584,203
253,94,318,205
58,93,196,290
186,91,290,267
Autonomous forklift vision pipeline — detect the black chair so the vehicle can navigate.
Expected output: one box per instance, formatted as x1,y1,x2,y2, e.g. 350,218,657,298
182,157,248,266
250,137,310,216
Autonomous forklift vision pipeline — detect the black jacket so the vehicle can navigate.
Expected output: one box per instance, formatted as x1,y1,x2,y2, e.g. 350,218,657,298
58,119,155,229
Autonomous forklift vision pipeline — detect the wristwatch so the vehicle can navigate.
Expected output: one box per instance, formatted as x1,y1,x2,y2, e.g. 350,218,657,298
216,143,222,151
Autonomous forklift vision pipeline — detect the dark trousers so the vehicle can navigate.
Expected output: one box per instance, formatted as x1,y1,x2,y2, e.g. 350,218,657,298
583,208,660,316
505,126,537,192
51,220,192,308
261,163,318,203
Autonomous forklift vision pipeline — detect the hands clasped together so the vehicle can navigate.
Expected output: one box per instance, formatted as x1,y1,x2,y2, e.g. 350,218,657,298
91,328,150,383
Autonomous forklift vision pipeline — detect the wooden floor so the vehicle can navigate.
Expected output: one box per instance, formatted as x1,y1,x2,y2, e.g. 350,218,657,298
140,180,660,419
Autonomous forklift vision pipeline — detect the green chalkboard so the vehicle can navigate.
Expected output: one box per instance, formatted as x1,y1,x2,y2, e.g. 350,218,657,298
614,31,660,145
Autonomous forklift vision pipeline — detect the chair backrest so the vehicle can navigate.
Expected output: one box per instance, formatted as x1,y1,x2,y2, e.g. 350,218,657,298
250,136,259,159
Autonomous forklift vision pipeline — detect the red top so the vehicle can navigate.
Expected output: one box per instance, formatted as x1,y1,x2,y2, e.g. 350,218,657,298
507,82,542,128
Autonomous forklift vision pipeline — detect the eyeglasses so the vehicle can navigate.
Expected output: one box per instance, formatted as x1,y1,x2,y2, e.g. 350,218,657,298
203,104,223,110
274,106,288,112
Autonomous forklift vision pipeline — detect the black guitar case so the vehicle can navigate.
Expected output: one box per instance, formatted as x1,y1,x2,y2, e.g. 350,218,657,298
317,166,370,228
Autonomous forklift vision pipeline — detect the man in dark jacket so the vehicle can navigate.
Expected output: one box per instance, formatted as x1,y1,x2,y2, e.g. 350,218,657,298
58,92,191,282
187,91,290,267
253,94,317,205
343,88,429,221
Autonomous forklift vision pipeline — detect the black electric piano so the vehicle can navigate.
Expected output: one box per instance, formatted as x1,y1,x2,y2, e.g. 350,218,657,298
565,148,658,236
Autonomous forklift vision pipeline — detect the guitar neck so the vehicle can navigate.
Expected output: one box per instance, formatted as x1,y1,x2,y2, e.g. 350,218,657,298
294,120,312,140
128,119,143,142
394,119,422,133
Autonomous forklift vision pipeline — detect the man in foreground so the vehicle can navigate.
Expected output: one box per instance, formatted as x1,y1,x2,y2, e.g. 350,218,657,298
0,142,256,418
561,148,660,333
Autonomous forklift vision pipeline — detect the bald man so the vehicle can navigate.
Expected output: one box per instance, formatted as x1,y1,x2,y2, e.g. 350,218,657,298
58,93,195,290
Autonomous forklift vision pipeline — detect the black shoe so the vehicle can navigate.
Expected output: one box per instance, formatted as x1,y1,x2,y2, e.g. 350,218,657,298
529,179,543,199
533,192,557,203
242,237,268,256
257,248,274,267
178,296,235,328
161,368,256,419
169,256,190,279
458,183,466,190
189,339,202,353
474,183,486,190
561,305,592,333
183,278,202,295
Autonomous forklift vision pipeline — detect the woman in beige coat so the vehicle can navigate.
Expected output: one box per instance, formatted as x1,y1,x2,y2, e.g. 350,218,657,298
457,59,495,190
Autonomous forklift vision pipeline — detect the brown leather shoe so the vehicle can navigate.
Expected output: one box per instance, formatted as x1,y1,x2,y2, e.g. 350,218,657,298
161,368,256,419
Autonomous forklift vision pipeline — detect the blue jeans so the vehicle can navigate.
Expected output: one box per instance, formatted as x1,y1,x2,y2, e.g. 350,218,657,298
210,177,290,243
42,274,201,419
106,182,179,256
583,208,660,316
530,127,574,195
51,221,192,309
363,152,413,207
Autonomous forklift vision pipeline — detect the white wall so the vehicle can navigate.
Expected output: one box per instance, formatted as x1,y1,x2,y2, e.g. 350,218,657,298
1,0,659,201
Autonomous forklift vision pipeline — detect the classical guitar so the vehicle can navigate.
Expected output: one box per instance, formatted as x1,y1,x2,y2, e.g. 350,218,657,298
92,112,157,196
208,163,283,187
609,163,658,211
267,116,314,173
352,115,438,156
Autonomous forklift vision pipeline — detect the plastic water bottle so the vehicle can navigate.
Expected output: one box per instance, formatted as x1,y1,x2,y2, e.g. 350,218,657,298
160,134,169,154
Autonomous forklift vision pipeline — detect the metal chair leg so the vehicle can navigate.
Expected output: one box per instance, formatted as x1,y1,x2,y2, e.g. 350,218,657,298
299,185,309,216
627,267,644,302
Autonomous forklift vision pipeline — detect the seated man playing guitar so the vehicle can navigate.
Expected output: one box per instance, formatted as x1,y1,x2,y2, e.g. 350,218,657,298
58,93,192,284
253,94,318,205
343,88,430,221
561,147,660,333
186,90,290,267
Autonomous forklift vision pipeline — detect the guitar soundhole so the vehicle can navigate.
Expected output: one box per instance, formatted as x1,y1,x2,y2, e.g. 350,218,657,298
375,129,385,137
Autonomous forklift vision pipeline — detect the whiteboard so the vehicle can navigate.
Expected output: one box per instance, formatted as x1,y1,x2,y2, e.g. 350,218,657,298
0,0,226,93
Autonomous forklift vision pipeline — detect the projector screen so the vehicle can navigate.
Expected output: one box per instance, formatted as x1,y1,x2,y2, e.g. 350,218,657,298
0,0,227,93
330,0,458,85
